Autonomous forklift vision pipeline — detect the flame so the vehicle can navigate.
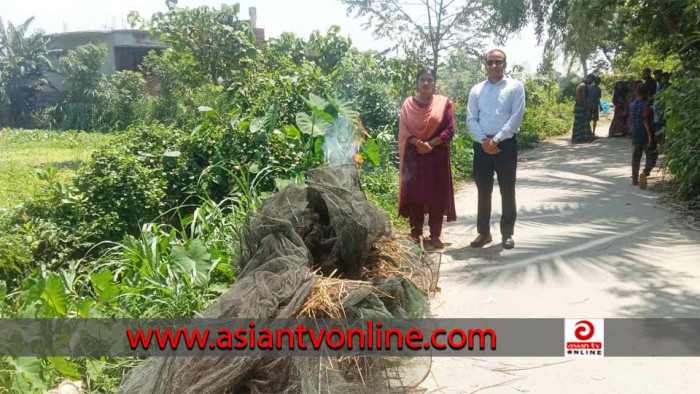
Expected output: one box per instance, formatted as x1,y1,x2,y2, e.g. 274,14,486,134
354,153,364,164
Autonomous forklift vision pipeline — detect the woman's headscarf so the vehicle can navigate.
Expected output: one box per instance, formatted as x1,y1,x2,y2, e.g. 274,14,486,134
397,94,449,205
398,95,449,165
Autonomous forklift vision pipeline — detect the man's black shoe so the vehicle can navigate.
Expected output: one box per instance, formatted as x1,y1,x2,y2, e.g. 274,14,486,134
502,236,515,249
470,234,492,248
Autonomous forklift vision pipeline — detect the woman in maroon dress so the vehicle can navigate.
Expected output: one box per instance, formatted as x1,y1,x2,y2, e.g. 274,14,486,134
398,69,457,249
608,81,630,137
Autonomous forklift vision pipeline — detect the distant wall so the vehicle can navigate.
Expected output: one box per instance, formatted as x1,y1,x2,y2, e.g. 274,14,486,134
43,30,164,99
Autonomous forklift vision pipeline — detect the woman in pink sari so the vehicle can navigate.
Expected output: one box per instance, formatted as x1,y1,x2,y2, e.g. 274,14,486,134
398,69,457,249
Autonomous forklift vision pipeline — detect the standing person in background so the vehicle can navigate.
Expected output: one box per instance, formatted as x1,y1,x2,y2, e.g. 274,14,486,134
642,68,657,103
653,69,664,138
608,81,629,137
588,76,603,133
397,69,456,250
572,74,595,143
627,80,640,135
661,72,671,89
653,69,663,88
467,49,525,250
629,84,658,189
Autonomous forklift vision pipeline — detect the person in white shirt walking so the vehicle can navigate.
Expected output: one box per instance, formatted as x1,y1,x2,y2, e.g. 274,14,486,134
466,49,526,249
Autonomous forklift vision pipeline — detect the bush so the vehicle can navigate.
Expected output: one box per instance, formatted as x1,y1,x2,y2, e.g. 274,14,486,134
361,164,407,229
59,43,107,102
28,106,58,129
333,49,400,131
56,102,100,131
451,132,474,180
99,70,151,128
142,48,208,126
660,77,700,199
73,148,166,242
519,101,573,149
15,125,179,258
54,45,151,131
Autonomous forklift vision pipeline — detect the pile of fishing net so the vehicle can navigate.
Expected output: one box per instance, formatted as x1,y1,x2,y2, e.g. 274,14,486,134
119,164,440,393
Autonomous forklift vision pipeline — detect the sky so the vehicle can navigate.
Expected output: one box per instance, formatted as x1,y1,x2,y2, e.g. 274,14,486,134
1,0,557,74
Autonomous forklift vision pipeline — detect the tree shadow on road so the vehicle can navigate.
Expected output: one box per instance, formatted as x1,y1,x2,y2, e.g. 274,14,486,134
442,136,700,318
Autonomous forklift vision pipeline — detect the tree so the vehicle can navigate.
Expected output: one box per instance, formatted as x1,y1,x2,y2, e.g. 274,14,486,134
0,16,52,126
536,50,559,102
549,0,612,76
488,0,620,76
129,1,258,85
340,0,491,72
439,48,484,111
612,0,700,70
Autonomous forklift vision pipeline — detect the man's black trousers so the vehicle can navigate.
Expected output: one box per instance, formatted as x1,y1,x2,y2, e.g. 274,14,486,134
473,137,517,238
631,139,658,181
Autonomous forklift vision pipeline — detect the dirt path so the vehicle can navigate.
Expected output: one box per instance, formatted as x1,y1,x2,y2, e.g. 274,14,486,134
420,124,700,393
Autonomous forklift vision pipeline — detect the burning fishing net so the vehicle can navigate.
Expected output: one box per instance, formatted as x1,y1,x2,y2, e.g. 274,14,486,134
118,164,438,393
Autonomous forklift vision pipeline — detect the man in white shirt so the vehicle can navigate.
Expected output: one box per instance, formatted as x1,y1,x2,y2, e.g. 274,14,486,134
466,49,526,249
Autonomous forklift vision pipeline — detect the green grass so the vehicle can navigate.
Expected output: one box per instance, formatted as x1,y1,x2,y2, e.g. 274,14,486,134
0,128,110,209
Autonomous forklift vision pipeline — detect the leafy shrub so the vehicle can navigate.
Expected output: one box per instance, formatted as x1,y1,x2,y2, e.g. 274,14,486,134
14,125,178,258
0,223,34,282
74,148,165,242
141,48,208,126
518,101,573,149
99,70,151,128
56,102,99,131
138,2,257,85
361,164,407,229
660,77,700,199
59,43,107,102
28,106,58,129
334,49,401,131
451,132,474,180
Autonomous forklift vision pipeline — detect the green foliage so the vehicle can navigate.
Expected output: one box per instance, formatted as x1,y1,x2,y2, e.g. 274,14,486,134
333,49,403,131
244,31,336,126
609,0,700,70
517,77,574,149
307,26,353,74
58,43,107,102
0,17,52,126
546,0,612,75
27,105,58,129
51,44,153,131
93,220,234,318
611,41,683,77
659,77,700,200
56,102,99,131
440,51,485,115
450,132,474,181
0,222,34,280
141,48,208,126
0,127,104,208
72,146,165,242
340,0,491,71
99,70,151,128
557,72,582,103
360,164,407,230
134,2,257,84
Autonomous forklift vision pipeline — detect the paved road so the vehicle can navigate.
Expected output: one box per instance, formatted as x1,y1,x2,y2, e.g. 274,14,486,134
421,127,700,393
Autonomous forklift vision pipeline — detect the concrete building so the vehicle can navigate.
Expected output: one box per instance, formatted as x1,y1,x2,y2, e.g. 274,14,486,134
44,29,164,96
41,7,265,101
